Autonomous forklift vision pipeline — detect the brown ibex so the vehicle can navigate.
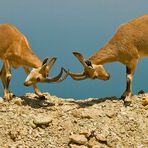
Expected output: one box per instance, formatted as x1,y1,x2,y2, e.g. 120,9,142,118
0,24,68,100
66,14,148,102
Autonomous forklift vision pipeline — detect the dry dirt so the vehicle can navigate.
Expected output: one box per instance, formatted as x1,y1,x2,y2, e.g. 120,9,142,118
0,92,148,148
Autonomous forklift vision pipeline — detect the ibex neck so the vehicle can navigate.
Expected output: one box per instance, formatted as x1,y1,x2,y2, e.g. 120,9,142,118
22,52,42,68
89,44,117,65
28,54,42,68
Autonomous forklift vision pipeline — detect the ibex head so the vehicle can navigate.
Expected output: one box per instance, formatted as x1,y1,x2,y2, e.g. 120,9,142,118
24,57,68,86
65,52,110,80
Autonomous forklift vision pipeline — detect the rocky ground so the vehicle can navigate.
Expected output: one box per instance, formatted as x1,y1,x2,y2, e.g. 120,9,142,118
0,92,148,148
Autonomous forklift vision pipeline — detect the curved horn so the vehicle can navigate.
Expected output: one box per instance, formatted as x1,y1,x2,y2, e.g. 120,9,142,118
63,68,87,81
69,74,87,80
45,67,68,83
73,52,87,67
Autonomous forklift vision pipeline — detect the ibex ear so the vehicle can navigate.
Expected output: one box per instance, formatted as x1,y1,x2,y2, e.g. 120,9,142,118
40,57,57,76
42,58,49,66
73,52,87,67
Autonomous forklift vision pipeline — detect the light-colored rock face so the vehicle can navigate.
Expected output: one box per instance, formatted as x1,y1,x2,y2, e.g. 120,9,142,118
0,93,147,148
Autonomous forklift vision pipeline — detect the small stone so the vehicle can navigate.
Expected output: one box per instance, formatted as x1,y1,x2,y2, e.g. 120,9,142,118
13,98,23,106
92,145,101,148
30,121,36,128
88,137,99,147
0,98,4,104
80,130,92,138
142,138,148,144
58,126,63,131
69,144,88,148
142,98,148,106
9,131,19,142
96,133,107,142
33,115,52,126
69,134,88,145
105,110,116,118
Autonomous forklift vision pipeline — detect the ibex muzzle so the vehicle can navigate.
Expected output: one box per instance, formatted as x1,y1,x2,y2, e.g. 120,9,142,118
66,52,110,81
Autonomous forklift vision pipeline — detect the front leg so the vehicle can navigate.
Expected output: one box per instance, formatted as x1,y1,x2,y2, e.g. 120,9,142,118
0,62,12,101
33,84,45,99
121,63,136,103
24,67,45,99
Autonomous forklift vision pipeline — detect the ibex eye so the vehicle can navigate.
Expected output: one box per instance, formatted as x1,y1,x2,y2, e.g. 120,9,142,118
37,77,40,81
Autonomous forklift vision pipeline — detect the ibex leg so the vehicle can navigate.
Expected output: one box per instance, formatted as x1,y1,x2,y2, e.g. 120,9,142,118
0,61,12,100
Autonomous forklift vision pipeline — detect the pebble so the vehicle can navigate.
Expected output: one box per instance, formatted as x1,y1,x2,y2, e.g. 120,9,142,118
95,133,107,142
142,98,148,106
69,144,88,148
80,130,92,138
33,115,52,126
92,145,101,148
13,98,23,106
69,134,88,145
0,98,4,104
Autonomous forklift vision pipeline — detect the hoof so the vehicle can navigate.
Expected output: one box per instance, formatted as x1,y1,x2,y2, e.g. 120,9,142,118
3,96,13,101
124,96,132,103
123,96,132,106
3,92,15,101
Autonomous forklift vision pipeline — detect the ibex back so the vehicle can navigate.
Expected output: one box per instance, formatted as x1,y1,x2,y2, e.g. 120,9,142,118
67,14,148,102
0,24,67,100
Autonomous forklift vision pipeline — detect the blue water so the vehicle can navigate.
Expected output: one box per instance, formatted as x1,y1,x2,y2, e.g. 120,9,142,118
0,0,147,99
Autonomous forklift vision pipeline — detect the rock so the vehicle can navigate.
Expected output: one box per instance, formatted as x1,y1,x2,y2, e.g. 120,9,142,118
13,98,23,106
88,137,99,147
69,134,88,145
33,115,52,126
95,133,107,142
30,121,36,128
105,110,116,118
80,130,92,138
8,130,19,142
69,144,88,148
71,109,94,119
0,92,148,147
142,97,148,106
92,145,101,148
0,98,4,104
95,127,109,143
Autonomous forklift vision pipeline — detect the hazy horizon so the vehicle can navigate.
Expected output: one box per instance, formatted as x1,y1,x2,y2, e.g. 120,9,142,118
0,0,148,99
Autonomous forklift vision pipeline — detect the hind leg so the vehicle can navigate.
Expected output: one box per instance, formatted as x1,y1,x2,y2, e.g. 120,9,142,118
121,61,137,102
0,61,12,101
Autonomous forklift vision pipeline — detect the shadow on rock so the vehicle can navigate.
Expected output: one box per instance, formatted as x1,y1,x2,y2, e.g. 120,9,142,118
67,96,120,109
19,96,55,108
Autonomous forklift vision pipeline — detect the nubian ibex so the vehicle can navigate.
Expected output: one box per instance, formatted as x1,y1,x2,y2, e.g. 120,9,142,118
66,14,148,102
0,24,68,100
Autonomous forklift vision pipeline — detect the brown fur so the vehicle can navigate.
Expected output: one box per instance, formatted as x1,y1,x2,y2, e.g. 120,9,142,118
89,14,148,65
0,24,54,100
71,15,148,102
88,14,148,102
